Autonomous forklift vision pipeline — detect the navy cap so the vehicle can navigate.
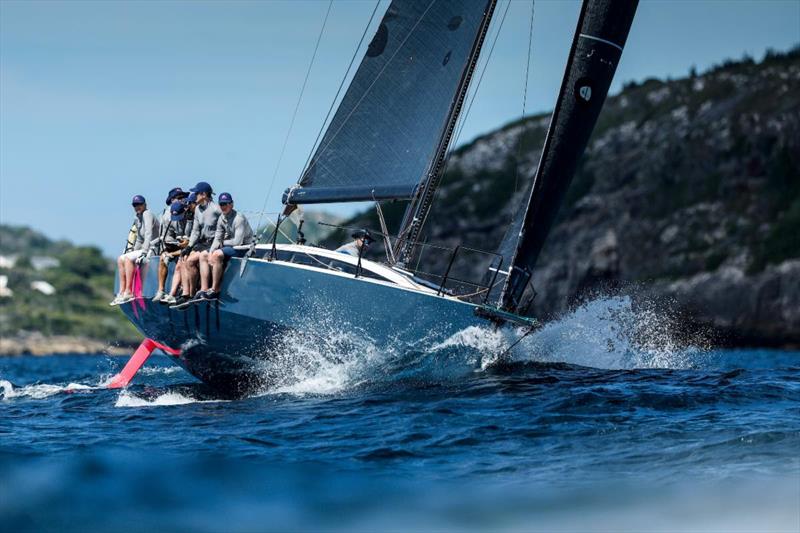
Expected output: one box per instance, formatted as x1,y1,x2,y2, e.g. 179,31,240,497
131,195,146,205
166,187,187,204
170,200,187,221
218,192,233,205
351,229,373,243
186,192,198,204
189,181,213,194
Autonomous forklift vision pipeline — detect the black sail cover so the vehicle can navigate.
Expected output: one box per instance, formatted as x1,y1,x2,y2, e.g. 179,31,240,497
284,0,492,205
498,0,638,312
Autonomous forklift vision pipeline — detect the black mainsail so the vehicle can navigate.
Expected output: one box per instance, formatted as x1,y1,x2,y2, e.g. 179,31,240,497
498,0,638,313
284,0,496,206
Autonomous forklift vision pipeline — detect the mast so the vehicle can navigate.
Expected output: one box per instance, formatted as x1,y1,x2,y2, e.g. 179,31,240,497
499,0,638,312
394,0,498,265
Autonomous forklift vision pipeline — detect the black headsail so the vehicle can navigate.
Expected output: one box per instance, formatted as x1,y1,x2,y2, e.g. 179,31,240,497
284,0,496,206
498,0,638,313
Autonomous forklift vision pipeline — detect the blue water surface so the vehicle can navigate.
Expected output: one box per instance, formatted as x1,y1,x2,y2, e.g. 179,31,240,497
1,298,799,531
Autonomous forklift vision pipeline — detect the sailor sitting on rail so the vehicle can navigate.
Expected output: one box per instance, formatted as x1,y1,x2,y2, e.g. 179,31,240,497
153,187,188,303
201,192,255,300
111,195,160,306
177,181,221,306
155,200,192,305
335,229,373,257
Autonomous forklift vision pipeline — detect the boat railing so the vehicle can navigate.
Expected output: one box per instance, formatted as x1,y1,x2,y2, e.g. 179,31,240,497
271,221,506,303
394,240,505,304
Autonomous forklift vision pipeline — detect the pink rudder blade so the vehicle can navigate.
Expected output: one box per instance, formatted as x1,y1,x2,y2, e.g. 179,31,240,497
107,338,158,389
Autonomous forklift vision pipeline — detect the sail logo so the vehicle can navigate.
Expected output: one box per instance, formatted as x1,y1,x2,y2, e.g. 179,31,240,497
575,77,593,104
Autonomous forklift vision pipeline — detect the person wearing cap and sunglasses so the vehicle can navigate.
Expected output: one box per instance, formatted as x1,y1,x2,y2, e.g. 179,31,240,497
111,195,160,305
176,181,221,305
150,186,188,303
200,192,255,300
335,229,373,257
153,200,192,303
158,187,188,233
152,186,187,260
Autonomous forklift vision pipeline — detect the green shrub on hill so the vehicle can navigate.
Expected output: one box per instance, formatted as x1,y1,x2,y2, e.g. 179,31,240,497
0,224,139,343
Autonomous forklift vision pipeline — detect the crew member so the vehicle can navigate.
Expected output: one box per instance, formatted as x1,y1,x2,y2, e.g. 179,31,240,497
204,192,254,299
160,187,187,228
183,192,197,237
335,229,372,257
111,195,160,305
176,181,221,305
153,200,191,303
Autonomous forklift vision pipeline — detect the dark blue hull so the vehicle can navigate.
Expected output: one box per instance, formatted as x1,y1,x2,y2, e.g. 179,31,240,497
119,254,487,392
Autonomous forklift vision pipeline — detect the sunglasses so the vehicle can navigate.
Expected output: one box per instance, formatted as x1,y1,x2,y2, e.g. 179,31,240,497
219,202,231,206
132,203,144,207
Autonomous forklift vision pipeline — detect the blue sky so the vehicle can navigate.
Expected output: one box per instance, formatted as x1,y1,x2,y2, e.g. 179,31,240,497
1,0,798,256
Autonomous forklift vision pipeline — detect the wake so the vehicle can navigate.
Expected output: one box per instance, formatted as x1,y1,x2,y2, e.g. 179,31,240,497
0,295,710,402
255,295,711,396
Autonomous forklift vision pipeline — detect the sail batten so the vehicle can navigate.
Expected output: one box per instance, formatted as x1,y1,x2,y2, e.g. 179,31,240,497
285,0,494,206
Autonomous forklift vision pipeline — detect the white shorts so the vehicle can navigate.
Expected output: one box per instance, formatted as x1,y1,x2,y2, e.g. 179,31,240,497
122,249,145,261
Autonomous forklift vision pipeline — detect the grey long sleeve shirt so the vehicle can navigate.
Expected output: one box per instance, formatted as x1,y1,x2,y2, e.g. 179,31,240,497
187,201,222,248
211,209,254,251
163,219,190,247
158,207,192,247
133,209,160,253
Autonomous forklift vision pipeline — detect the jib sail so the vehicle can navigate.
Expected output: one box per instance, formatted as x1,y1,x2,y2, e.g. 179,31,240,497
499,0,639,312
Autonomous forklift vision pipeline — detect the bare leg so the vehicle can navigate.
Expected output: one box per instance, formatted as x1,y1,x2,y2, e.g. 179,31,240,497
117,256,127,295
169,260,183,296
184,253,200,296
198,251,211,293
210,250,225,292
157,255,168,292
123,259,136,294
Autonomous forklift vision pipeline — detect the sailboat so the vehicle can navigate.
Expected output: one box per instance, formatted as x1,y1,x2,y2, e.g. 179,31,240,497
111,0,638,393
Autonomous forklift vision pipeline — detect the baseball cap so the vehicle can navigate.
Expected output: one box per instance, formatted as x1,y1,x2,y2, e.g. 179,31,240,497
189,181,213,194
170,200,187,221
218,192,233,205
351,229,373,243
131,195,146,205
186,192,198,204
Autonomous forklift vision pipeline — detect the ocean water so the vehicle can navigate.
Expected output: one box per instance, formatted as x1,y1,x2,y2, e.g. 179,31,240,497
1,296,798,532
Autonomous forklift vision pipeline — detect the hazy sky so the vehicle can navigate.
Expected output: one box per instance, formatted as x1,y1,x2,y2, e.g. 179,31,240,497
1,0,798,256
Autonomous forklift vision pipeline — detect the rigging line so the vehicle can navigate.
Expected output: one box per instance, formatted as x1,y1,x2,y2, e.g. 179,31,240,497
254,0,333,239
300,0,382,180
450,0,512,152
512,0,536,199
303,0,438,176
497,323,537,359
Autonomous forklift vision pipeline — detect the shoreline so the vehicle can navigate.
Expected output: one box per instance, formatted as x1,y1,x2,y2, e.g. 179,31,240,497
0,334,136,357
0,332,798,357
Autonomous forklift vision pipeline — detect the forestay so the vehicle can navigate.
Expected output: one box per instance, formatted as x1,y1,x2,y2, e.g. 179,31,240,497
285,0,493,205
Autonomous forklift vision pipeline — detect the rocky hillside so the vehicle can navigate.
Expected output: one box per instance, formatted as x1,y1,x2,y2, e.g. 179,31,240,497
332,47,800,347
0,225,139,354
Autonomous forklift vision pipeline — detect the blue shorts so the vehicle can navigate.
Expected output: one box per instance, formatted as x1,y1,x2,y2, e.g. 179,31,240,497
221,246,247,259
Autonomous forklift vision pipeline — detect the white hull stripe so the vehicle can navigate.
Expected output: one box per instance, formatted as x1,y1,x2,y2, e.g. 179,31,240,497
579,33,623,52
